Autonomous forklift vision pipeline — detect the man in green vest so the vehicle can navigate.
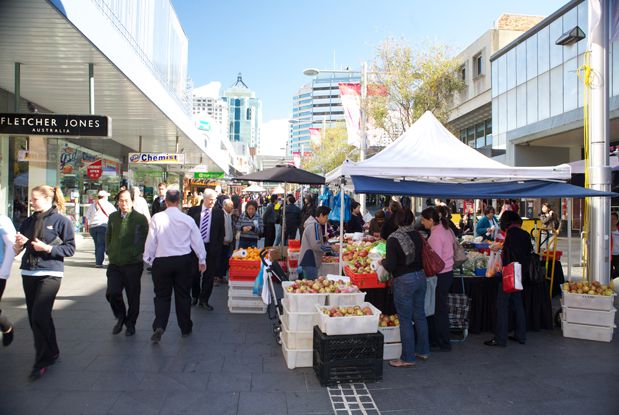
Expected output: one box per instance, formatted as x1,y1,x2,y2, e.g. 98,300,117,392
105,189,148,336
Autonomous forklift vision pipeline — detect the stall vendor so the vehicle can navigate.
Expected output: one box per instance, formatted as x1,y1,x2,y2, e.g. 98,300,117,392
299,206,334,280
475,206,499,239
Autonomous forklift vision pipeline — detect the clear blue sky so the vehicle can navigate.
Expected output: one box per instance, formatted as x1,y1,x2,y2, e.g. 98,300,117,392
172,0,567,122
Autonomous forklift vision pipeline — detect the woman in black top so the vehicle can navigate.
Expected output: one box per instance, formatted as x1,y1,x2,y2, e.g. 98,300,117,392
380,201,402,240
484,210,529,347
13,185,76,381
346,201,365,233
382,209,428,367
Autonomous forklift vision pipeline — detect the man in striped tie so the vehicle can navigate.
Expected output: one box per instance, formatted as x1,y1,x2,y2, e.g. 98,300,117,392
187,189,225,310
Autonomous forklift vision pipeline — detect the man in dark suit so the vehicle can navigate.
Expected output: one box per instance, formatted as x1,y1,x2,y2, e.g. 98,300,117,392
187,189,224,310
151,182,167,217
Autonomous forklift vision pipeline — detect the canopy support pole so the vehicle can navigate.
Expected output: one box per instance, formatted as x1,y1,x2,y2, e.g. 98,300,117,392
338,176,345,276
568,198,573,281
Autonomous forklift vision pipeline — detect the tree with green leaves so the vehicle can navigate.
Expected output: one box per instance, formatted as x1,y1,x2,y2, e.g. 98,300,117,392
368,39,465,140
303,122,358,173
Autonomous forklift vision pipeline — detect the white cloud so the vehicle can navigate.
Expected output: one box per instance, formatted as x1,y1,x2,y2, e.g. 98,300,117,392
260,118,289,156
193,81,221,98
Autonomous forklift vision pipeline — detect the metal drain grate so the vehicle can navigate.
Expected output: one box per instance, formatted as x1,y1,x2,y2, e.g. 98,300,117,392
328,383,381,415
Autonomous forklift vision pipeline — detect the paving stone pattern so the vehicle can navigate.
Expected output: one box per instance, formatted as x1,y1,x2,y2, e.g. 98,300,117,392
0,238,618,414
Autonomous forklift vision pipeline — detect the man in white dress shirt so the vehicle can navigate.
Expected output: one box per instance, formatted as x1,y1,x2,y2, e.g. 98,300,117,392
143,189,206,343
85,190,116,268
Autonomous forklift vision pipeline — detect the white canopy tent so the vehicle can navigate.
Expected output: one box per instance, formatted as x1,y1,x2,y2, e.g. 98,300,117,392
340,111,571,182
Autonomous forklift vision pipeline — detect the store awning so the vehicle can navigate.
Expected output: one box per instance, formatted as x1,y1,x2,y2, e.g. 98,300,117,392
351,176,617,198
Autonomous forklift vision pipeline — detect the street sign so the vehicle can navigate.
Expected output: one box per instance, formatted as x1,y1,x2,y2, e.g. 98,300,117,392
0,113,111,137
193,172,224,179
86,160,103,180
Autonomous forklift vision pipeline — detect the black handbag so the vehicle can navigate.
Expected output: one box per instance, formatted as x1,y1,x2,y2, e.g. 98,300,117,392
528,252,546,284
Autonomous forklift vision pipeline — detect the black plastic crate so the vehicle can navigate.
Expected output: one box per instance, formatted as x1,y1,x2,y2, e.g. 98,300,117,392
313,325,383,362
313,352,383,386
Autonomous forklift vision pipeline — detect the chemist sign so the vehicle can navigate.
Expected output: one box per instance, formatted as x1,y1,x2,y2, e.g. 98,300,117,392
0,113,111,137
128,153,185,164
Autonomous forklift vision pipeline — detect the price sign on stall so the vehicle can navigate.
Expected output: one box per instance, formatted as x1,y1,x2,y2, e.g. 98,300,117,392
86,159,103,180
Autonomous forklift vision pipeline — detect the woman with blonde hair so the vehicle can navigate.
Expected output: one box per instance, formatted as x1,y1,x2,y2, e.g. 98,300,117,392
13,185,76,382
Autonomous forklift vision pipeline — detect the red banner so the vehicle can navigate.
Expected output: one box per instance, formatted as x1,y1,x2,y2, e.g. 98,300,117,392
87,159,102,180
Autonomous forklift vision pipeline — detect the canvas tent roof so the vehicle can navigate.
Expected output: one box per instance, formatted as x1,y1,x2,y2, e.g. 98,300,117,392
339,111,571,182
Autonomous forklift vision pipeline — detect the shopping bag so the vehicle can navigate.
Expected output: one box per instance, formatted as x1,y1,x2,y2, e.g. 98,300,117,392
374,261,391,282
417,231,445,277
252,265,264,296
502,262,523,293
485,251,502,277
451,230,467,268
528,252,546,284
425,276,437,316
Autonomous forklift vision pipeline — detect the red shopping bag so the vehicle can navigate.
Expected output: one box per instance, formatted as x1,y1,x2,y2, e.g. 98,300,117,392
502,262,523,293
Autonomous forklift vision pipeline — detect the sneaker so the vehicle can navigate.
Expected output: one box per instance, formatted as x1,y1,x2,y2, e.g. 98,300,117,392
2,326,14,347
150,328,164,344
95,264,103,268
28,367,47,382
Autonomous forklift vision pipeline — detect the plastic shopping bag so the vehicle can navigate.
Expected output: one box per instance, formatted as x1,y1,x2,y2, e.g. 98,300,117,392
502,262,523,293
425,276,438,316
485,251,502,278
252,265,264,296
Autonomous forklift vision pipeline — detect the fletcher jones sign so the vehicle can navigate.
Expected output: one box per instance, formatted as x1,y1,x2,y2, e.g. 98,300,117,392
0,113,111,137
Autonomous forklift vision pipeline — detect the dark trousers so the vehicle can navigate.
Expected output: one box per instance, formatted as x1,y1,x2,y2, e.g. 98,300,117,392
106,263,143,327
152,254,194,333
0,279,10,332
495,281,526,346
612,255,619,279
264,223,276,247
22,275,61,369
284,226,298,244
89,224,107,266
428,271,453,350
217,243,233,277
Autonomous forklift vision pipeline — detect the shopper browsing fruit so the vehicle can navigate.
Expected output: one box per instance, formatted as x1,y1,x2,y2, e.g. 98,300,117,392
381,209,428,368
299,206,334,280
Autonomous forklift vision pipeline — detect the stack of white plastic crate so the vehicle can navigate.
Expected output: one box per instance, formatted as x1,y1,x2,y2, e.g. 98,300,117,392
228,280,267,314
379,325,402,360
561,287,616,342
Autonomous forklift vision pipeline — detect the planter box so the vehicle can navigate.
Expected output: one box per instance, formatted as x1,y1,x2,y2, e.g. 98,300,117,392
316,302,380,335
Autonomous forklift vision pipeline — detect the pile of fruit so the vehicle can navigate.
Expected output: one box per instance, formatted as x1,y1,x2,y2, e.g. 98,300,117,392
562,281,614,296
231,247,261,261
379,314,400,327
321,305,374,317
342,241,380,274
285,276,359,294
322,256,339,263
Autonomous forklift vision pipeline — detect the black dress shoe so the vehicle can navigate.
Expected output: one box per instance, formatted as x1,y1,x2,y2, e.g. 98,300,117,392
181,329,192,337
2,326,14,347
484,338,506,347
508,335,525,345
151,328,164,344
28,367,47,382
199,302,214,311
125,326,136,337
112,318,125,335
191,298,199,306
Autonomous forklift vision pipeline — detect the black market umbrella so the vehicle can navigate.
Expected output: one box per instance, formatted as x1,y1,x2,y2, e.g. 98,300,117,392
237,165,325,251
236,165,325,185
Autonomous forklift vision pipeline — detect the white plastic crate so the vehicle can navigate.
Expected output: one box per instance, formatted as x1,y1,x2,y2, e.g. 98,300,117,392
315,302,381,335
281,336,312,369
561,288,616,311
561,314,615,342
228,285,257,299
228,297,266,314
561,300,617,327
383,342,402,360
281,298,319,332
281,281,328,312
378,326,401,343
280,319,313,349
326,291,366,307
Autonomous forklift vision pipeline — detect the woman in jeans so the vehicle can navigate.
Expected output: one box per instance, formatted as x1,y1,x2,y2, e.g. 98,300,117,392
382,209,428,367
13,185,76,381
421,207,454,352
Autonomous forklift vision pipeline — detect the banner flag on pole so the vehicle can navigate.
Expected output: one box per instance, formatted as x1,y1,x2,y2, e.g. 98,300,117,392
338,82,389,148
309,127,322,146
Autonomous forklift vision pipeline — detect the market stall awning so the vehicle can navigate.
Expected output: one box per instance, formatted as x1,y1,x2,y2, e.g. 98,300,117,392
351,176,617,198
243,184,266,192
237,165,325,185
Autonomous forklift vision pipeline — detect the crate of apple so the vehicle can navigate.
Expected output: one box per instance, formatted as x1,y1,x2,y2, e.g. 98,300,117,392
321,305,374,317
283,277,359,295
379,314,400,327
316,302,381,335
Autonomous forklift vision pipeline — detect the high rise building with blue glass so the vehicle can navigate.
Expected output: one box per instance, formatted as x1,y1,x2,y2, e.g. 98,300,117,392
289,71,360,155
222,74,262,152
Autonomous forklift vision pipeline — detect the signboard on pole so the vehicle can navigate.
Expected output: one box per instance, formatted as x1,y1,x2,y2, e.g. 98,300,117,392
193,172,225,179
128,153,185,164
0,113,111,137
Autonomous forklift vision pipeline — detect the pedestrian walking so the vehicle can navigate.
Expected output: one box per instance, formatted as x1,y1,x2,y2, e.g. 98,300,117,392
143,189,206,343
85,190,116,267
284,195,302,243
105,190,148,336
151,182,167,217
131,187,151,222
13,185,76,381
0,214,16,347
216,198,235,285
187,189,225,310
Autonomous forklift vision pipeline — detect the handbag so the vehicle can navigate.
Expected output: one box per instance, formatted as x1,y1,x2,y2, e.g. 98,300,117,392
417,231,445,277
502,262,523,293
450,230,467,268
528,252,546,284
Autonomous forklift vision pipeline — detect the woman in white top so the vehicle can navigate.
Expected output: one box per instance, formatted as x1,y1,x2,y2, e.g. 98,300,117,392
131,187,151,222
0,214,16,347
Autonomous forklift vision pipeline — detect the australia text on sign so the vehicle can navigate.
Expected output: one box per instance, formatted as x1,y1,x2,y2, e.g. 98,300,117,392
0,113,111,137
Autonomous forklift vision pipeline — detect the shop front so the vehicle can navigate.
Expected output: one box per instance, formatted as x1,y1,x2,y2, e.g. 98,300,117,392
127,152,186,205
